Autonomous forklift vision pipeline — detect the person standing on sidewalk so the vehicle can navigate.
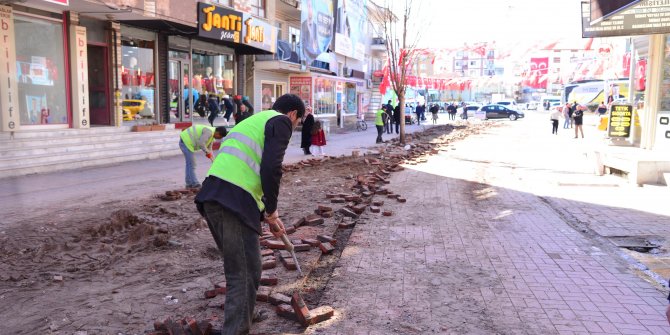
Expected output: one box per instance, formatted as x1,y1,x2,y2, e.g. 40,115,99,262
415,103,424,126
393,104,401,134
301,106,314,155
574,104,585,138
384,100,393,134
375,105,385,143
562,103,571,129
550,106,561,135
430,104,439,124
195,94,305,335
179,124,228,188
310,120,327,156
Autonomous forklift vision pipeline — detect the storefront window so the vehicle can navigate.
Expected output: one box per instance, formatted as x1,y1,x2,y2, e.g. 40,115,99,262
121,38,155,122
314,77,335,114
192,52,235,96
15,15,67,125
261,82,285,110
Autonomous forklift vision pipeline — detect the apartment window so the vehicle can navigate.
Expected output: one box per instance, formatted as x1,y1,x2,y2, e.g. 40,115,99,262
276,22,283,40
250,0,266,18
211,0,232,6
553,57,561,63
289,26,300,52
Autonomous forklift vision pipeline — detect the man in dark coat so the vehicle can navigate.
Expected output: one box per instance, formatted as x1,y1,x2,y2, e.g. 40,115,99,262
392,104,401,134
301,106,314,155
384,100,393,134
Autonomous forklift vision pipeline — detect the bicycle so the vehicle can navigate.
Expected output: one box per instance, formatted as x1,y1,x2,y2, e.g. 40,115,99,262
356,118,368,131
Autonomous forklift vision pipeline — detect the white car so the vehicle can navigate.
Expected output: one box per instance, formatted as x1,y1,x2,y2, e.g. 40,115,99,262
494,100,518,109
457,104,482,118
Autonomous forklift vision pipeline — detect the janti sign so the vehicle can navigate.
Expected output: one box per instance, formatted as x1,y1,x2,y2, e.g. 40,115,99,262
198,2,242,43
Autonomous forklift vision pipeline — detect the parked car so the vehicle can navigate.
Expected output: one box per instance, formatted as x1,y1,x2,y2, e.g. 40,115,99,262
457,104,482,118
494,100,518,109
476,104,525,120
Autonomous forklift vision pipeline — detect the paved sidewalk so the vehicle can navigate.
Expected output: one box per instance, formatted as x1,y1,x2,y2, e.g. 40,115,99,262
310,112,670,335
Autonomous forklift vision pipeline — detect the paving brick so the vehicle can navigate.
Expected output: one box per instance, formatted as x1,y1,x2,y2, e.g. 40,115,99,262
338,207,359,218
302,238,320,247
318,204,333,212
279,250,297,270
256,286,272,302
369,206,381,213
261,249,274,257
351,204,367,214
262,259,277,270
304,214,324,226
292,217,306,228
372,200,384,206
269,292,292,306
305,306,335,325
382,210,393,216
338,221,356,229
397,197,407,203
276,303,298,322
317,235,337,245
260,274,278,286
263,239,286,250
291,291,311,326
330,198,346,204
318,241,335,254
293,244,311,252
285,225,296,235
320,211,334,218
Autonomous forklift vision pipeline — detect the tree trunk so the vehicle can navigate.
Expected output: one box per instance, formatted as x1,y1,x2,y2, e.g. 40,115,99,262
398,94,406,144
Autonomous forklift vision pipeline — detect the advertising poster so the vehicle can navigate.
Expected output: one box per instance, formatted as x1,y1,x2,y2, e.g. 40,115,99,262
290,76,312,106
335,0,367,60
608,104,633,138
300,0,334,65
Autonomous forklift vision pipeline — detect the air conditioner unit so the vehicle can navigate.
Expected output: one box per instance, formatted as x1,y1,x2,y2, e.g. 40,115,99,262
342,67,350,77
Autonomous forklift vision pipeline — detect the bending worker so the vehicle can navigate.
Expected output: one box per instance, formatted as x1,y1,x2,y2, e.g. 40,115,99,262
179,124,228,189
195,94,305,334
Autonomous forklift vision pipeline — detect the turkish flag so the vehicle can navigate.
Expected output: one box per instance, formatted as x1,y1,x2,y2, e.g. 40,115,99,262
530,57,549,89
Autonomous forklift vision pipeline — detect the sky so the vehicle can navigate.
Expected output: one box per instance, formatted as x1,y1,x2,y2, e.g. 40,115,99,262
383,0,587,47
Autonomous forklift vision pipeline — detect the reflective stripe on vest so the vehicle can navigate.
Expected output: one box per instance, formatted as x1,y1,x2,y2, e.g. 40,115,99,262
180,124,215,152
207,110,283,211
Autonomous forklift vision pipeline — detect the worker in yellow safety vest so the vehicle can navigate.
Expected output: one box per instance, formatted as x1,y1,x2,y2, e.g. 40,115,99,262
195,94,305,334
375,104,385,143
179,124,228,188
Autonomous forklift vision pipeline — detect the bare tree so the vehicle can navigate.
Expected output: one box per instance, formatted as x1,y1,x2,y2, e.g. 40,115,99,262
370,0,424,144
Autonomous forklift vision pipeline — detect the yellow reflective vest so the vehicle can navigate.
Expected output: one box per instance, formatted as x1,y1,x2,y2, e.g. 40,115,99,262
180,124,215,152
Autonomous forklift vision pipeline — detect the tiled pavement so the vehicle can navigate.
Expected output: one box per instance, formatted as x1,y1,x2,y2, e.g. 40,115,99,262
309,113,670,335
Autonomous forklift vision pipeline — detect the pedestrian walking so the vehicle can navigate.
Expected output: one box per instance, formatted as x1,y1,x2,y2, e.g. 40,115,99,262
207,94,221,126
462,103,469,121
562,103,571,129
301,106,314,155
550,107,561,134
430,104,439,124
574,105,585,138
179,124,228,188
447,103,456,120
310,120,327,156
384,100,393,134
393,104,401,134
195,94,305,335
415,104,424,126
569,101,576,128
221,95,234,126
375,105,385,143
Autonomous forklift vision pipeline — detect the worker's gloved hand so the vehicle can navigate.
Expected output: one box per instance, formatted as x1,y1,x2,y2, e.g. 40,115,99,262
264,211,286,238
206,152,213,161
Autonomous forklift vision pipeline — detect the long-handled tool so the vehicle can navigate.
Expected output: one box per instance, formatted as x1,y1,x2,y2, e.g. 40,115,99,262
269,222,303,277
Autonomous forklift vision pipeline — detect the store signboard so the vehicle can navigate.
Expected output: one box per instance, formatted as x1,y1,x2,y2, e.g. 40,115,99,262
198,2,243,43
290,76,312,106
608,104,633,138
590,0,642,24
42,0,69,5
70,26,89,129
0,5,20,131
582,1,670,37
242,13,276,53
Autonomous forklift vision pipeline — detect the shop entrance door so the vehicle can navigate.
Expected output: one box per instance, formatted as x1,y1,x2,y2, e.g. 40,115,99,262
168,59,191,122
88,45,110,125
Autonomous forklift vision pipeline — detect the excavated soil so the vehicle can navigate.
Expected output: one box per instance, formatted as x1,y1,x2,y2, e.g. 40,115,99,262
0,122,493,335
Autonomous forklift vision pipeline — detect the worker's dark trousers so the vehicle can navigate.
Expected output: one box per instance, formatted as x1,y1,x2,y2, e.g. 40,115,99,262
203,202,261,335
376,125,384,143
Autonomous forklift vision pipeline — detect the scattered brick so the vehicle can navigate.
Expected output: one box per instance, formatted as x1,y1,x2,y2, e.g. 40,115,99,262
351,204,367,214
330,198,346,204
344,195,361,202
372,200,384,206
325,193,338,199
320,211,334,218
338,222,356,229
318,241,335,254
376,188,388,195
292,217,306,228
285,225,296,235
338,207,358,219
277,304,298,322
317,205,333,212
291,291,311,326
293,244,311,252
261,249,274,257
361,191,373,197
204,289,218,299
317,235,336,245
260,274,278,286
305,306,335,325
186,317,204,335
397,197,407,203
382,210,393,217
279,251,297,270
302,238,320,247
387,194,399,199
269,292,292,306
263,240,286,250
215,287,227,295
256,286,272,302
262,259,277,270
304,214,324,226
370,206,381,213
53,275,63,282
